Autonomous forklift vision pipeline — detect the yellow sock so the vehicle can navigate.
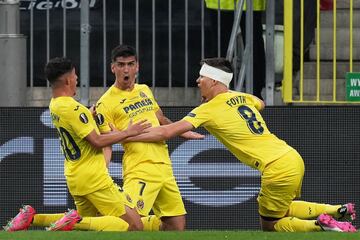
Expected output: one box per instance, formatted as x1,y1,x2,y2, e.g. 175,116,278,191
74,216,129,231
288,201,341,219
32,214,64,227
141,215,161,231
274,217,321,232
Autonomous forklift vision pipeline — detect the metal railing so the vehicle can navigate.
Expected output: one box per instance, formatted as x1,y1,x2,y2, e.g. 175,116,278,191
227,0,276,105
282,0,360,104
17,0,277,106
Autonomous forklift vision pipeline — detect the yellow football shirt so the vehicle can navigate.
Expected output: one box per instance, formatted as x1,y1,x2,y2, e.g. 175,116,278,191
49,96,113,195
96,84,172,178
183,91,292,172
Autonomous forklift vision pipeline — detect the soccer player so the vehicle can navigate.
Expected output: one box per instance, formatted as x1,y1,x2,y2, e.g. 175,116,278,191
3,57,151,232
125,57,357,232
94,44,204,231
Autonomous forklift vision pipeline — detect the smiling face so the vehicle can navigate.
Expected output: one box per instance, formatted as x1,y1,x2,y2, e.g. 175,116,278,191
111,56,139,91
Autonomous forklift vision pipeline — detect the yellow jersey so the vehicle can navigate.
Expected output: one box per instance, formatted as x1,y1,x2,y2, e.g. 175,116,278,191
49,97,113,195
96,84,171,178
183,91,292,172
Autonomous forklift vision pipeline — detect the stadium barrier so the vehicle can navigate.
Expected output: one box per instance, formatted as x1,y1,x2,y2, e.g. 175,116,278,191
282,0,360,104
0,106,359,229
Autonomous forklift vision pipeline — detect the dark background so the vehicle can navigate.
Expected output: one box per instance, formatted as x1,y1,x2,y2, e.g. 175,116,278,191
1,106,359,230
20,0,212,87
19,0,286,88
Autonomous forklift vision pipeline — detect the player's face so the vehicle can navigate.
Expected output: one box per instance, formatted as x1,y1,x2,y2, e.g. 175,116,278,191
196,75,214,103
111,56,138,90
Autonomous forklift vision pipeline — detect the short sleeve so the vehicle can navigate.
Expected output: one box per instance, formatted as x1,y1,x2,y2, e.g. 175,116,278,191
95,101,112,133
182,104,210,128
244,93,262,110
70,105,95,139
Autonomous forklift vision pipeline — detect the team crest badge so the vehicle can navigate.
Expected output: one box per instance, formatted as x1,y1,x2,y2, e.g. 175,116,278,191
137,200,144,210
139,91,147,98
79,113,88,123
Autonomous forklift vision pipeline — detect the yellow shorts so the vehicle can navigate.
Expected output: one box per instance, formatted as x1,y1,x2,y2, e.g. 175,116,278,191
257,149,305,219
123,162,186,218
72,183,134,217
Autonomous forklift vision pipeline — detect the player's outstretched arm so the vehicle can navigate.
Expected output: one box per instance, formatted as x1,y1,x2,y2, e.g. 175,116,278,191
155,109,204,140
126,120,194,142
85,120,151,148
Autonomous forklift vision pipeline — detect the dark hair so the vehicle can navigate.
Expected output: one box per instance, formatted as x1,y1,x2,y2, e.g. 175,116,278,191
44,57,74,84
111,44,137,62
200,57,233,73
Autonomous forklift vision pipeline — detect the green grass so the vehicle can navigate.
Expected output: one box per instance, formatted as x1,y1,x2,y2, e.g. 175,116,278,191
0,231,359,240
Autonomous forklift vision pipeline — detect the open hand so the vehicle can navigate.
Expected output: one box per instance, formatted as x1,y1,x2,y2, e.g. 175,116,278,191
180,131,205,140
125,119,152,137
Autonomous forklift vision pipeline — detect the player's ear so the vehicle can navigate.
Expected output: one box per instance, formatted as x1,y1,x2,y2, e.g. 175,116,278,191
65,77,71,86
61,74,70,86
111,63,115,73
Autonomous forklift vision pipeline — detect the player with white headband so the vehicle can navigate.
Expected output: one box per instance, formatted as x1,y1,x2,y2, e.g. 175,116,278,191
199,62,233,88
126,57,356,233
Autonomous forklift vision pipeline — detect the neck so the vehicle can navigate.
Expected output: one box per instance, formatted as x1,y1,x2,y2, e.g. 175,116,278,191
207,85,228,101
52,87,72,98
114,79,135,91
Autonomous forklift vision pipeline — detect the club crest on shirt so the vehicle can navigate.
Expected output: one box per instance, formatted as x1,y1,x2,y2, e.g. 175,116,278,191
137,200,144,210
79,113,88,124
139,91,147,98
95,113,105,125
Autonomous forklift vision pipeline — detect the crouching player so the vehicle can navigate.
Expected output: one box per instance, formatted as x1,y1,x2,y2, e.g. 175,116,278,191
125,57,357,232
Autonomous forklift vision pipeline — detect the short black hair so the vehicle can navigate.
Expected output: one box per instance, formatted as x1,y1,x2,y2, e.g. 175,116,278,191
44,57,74,84
200,57,233,73
111,44,137,62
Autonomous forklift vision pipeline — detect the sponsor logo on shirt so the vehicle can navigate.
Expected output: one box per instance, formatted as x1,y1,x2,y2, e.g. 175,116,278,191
123,99,153,114
126,194,133,204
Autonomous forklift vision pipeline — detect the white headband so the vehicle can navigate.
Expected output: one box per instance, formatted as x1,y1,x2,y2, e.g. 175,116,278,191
199,63,233,87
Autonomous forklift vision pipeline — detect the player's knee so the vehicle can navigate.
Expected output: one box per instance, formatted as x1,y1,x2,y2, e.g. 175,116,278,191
161,216,186,231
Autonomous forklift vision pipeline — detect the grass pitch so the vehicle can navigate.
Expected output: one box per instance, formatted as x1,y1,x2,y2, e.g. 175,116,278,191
0,231,359,240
